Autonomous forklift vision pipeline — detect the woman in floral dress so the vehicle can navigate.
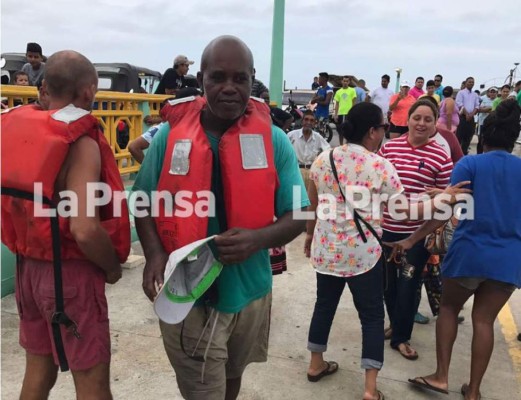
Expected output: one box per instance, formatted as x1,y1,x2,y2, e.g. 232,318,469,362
304,103,402,400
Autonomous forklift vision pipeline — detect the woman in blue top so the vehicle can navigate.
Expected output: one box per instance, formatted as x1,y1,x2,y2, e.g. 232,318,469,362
388,99,521,400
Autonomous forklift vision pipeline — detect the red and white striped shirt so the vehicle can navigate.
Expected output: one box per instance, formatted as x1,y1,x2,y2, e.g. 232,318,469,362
378,135,453,233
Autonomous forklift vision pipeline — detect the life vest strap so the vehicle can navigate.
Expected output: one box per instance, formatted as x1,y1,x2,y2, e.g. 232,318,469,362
1,186,76,372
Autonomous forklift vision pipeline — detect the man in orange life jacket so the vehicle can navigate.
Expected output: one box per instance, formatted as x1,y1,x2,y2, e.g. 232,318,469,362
1,51,130,399
133,35,309,399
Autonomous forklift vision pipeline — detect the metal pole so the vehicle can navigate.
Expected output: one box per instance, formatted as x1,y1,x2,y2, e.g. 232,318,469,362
269,0,285,107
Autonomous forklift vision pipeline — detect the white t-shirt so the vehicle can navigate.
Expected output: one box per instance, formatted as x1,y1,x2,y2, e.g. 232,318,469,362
369,86,394,115
478,95,494,126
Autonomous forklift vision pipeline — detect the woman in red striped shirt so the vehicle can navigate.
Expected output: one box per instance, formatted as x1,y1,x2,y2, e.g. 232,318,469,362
378,100,454,360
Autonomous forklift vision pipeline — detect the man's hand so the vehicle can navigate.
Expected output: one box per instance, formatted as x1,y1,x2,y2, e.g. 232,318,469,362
142,251,169,302
383,238,414,263
333,114,338,123
442,181,472,204
144,115,162,125
304,233,313,258
214,228,261,264
105,266,123,284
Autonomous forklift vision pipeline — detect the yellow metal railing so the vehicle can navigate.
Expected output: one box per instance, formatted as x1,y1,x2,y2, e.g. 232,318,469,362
1,85,171,175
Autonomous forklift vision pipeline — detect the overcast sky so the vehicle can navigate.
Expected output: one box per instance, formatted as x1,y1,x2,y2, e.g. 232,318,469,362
2,0,521,92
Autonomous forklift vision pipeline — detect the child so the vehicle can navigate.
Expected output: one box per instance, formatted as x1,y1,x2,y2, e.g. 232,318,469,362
21,42,45,86
13,71,29,86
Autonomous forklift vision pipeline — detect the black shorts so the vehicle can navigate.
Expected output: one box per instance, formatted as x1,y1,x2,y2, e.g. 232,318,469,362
336,115,347,124
389,123,408,135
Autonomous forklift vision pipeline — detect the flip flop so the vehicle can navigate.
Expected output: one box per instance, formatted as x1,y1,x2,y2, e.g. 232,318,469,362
307,361,339,382
391,342,419,360
363,390,385,400
461,383,481,400
408,377,449,395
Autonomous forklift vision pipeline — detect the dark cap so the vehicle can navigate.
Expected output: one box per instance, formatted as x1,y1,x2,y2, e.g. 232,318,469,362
26,42,42,55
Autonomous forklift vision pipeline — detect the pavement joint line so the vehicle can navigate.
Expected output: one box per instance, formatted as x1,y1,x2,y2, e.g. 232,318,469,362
497,302,521,393
111,329,161,339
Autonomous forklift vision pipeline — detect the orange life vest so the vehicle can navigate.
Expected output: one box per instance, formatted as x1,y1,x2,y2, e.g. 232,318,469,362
1,104,130,263
156,96,279,252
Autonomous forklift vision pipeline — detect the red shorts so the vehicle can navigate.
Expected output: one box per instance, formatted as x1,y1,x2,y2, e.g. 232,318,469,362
15,257,111,371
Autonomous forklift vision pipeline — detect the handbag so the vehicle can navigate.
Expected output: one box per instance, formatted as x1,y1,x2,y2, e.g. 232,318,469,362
424,216,458,255
328,149,388,287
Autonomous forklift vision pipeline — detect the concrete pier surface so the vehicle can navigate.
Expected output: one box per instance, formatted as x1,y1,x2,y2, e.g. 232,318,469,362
2,233,521,399
2,132,521,399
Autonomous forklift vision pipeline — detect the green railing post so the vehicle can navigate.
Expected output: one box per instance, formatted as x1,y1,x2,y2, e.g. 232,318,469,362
395,68,402,93
1,244,16,297
269,0,285,107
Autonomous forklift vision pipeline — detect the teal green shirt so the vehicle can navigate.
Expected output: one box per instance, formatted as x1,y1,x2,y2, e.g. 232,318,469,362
133,122,309,313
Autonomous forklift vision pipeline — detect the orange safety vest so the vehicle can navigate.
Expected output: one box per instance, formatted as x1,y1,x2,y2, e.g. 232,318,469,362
156,96,279,252
1,104,130,263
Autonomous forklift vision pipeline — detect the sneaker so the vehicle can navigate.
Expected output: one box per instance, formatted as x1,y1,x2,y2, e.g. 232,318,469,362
414,312,430,324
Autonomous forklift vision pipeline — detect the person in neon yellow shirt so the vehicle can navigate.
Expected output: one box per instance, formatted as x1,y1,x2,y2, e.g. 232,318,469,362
333,76,357,144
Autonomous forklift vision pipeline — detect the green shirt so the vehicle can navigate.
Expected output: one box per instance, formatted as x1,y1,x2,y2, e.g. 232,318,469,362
133,122,309,313
334,87,357,116
517,91,521,108
492,97,504,111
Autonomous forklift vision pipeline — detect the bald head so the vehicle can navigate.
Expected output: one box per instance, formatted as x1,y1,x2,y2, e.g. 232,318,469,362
198,36,255,122
200,35,253,72
44,50,97,103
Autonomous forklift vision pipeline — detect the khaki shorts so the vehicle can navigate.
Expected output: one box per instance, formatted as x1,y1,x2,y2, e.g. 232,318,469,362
159,293,272,400
300,168,311,192
454,277,516,294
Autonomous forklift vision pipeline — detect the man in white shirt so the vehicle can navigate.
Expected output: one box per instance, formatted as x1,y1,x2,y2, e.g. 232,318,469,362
367,74,394,121
477,87,497,154
287,110,331,190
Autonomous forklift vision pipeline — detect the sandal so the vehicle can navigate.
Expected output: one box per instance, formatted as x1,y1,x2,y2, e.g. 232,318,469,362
307,361,339,382
363,390,385,400
391,342,418,360
408,377,448,394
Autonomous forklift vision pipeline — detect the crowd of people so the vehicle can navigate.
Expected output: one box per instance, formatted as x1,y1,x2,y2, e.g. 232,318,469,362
1,37,521,400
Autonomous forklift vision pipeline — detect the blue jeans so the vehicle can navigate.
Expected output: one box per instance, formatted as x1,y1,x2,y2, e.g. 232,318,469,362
382,230,431,348
308,260,384,370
